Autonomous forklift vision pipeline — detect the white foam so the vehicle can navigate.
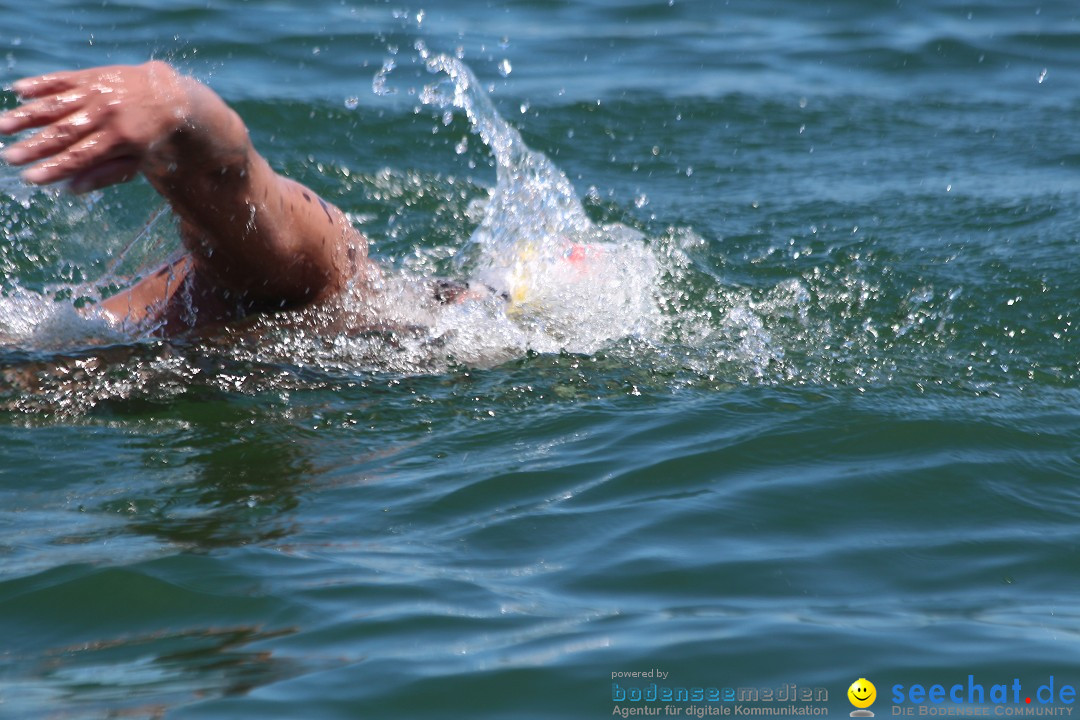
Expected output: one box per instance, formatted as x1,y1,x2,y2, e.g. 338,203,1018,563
0,287,121,349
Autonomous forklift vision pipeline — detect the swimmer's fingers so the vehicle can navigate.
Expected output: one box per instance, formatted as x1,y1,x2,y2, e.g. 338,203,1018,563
18,129,131,187
10,71,81,100
1,109,101,166
0,89,90,135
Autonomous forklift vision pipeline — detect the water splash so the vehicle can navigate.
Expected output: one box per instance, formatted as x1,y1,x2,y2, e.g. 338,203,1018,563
371,47,663,361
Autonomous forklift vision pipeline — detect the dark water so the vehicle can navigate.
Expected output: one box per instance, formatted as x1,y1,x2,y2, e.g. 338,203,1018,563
2,1,1080,718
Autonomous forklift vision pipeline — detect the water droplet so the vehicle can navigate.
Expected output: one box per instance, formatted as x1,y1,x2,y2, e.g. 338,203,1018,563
519,101,530,114
634,194,649,209
344,96,359,110
498,58,512,77
372,58,397,95
1037,68,1047,84
499,36,510,49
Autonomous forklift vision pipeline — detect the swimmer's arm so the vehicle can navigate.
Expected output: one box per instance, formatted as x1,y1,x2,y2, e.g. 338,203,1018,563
0,61,364,310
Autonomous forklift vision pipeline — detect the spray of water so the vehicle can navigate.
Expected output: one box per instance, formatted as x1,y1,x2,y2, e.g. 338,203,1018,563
368,44,663,365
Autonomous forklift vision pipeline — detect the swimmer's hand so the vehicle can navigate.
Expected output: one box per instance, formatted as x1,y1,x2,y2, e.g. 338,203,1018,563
0,62,194,193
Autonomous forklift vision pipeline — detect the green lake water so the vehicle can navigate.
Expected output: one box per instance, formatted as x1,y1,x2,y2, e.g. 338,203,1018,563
2,1,1080,718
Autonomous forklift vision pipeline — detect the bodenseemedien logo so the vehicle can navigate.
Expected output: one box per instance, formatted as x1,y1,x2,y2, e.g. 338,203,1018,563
849,678,877,717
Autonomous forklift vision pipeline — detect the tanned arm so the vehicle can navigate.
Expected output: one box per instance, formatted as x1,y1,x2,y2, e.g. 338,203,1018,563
0,61,368,331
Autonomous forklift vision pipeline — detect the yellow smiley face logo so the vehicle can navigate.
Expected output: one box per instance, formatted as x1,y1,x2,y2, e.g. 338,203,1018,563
848,678,876,709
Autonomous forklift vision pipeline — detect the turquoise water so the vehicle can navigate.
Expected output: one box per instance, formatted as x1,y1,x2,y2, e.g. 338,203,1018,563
3,1,1080,718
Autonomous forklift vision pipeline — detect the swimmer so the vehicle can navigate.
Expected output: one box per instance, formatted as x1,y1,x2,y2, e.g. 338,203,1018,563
0,61,390,335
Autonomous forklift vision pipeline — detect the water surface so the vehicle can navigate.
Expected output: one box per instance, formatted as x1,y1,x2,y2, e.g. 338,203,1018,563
2,1,1080,718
